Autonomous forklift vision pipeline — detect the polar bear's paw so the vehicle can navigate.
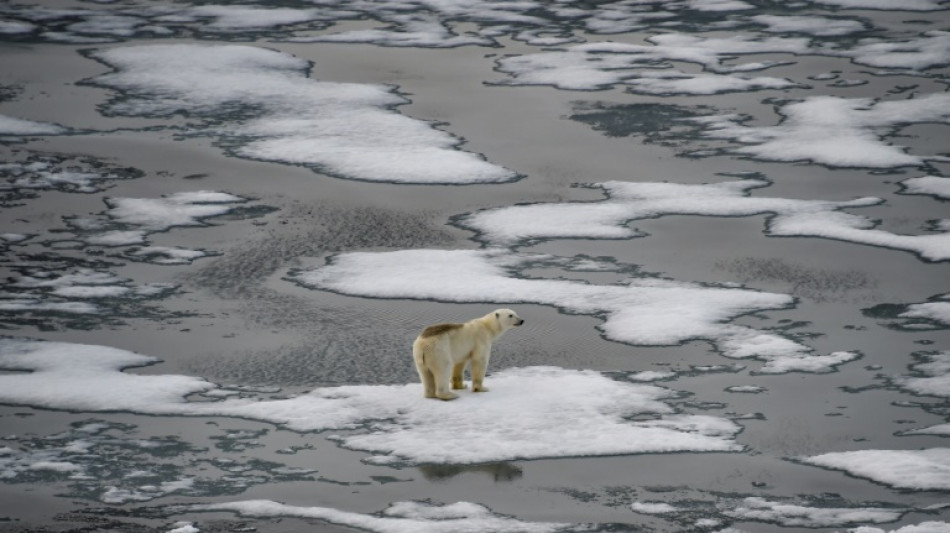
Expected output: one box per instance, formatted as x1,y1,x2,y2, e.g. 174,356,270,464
472,385,489,393
436,391,459,401
451,377,467,390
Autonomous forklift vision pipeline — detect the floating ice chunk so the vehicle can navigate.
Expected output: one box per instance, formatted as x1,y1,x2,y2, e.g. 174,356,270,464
800,448,950,490
623,70,802,96
0,157,138,194
893,351,950,399
631,501,678,514
0,20,36,34
725,497,904,527
105,191,245,231
726,385,766,393
0,299,99,314
188,5,323,31
900,303,950,326
291,247,857,370
167,522,199,533
87,44,515,184
696,93,950,168
852,522,950,533
901,176,950,200
756,351,861,374
125,246,210,265
688,0,754,11
0,114,68,136
811,0,948,11
751,14,866,36
0,340,742,463
293,14,493,48
842,32,950,70
492,35,810,91
191,499,576,533
459,178,950,261
628,370,677,382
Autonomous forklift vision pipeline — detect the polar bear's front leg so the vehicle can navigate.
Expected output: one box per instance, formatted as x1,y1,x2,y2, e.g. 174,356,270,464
470,346,491,392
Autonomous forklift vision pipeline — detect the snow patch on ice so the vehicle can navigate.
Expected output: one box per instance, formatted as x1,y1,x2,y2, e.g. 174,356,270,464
291,247,858,373
0,114,69,136
491,36,808,93
693,93,950,168
0,339,744,464
86,44,515,184
458,178,950,262
901,176,950,200
800,448,950,490
191,499,579,533
725,497,904,527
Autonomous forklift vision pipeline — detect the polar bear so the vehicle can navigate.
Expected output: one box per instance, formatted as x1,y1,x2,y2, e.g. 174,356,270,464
412,309,524,400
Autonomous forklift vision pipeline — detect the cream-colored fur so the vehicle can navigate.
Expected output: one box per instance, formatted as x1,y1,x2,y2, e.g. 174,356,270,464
412,308,524,401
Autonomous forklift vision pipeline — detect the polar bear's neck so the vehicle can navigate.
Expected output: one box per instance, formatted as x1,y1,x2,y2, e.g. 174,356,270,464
471,313,504,338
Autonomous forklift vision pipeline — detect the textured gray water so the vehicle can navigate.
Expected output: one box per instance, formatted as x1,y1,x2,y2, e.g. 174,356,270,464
1,1,950,532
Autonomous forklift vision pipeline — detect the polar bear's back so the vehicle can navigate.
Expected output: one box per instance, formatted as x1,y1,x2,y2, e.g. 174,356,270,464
419,323,463,338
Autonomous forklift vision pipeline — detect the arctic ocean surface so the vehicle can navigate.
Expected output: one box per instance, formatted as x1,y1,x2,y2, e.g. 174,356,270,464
1,0,949,532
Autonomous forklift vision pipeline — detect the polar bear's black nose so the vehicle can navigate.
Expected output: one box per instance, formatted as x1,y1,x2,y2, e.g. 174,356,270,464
517,319,525,326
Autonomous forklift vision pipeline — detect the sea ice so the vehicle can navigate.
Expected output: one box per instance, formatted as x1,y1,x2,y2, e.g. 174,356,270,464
457,178,950,262
901,176,950,200
291,247,858,372
693,93,950,168
725,497,904,527
0,339,745,464
892,351,950,400
86,44,515,184
800,448,950,490
190,499,579,533
491,35,809,92
751,14,866,36
0,114,69,136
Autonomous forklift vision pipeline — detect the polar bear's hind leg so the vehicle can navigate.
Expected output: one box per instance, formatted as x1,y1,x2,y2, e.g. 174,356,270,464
451,360,467,390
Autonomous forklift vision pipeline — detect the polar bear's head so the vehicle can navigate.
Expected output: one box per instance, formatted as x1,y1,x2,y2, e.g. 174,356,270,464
494,308,524,330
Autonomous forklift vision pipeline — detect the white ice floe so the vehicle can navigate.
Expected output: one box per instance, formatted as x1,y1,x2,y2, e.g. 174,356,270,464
751,14,866,36
124,246,211,265
167,522,199,533
5,268,175,306
491,35,807,92
104,191,246,231
725,385,766,393
458,178,950,262
841,32,950,71
852,522,950,533
725,497,904,527
291,247,858,373
892,351,950,402
0,158,135,194
899,301,950,327
186,5,324,32
901,176,950,200
0,114,68,135
694,93,950,168
87,44,515,184
292,13,494,48
811,0,948,11
800,448,950,490
62,190,250,264
631,501,678,514
0,339,743,464
191,499,579,533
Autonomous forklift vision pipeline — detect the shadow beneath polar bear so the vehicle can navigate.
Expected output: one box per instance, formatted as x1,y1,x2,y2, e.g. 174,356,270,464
418,462,523,483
